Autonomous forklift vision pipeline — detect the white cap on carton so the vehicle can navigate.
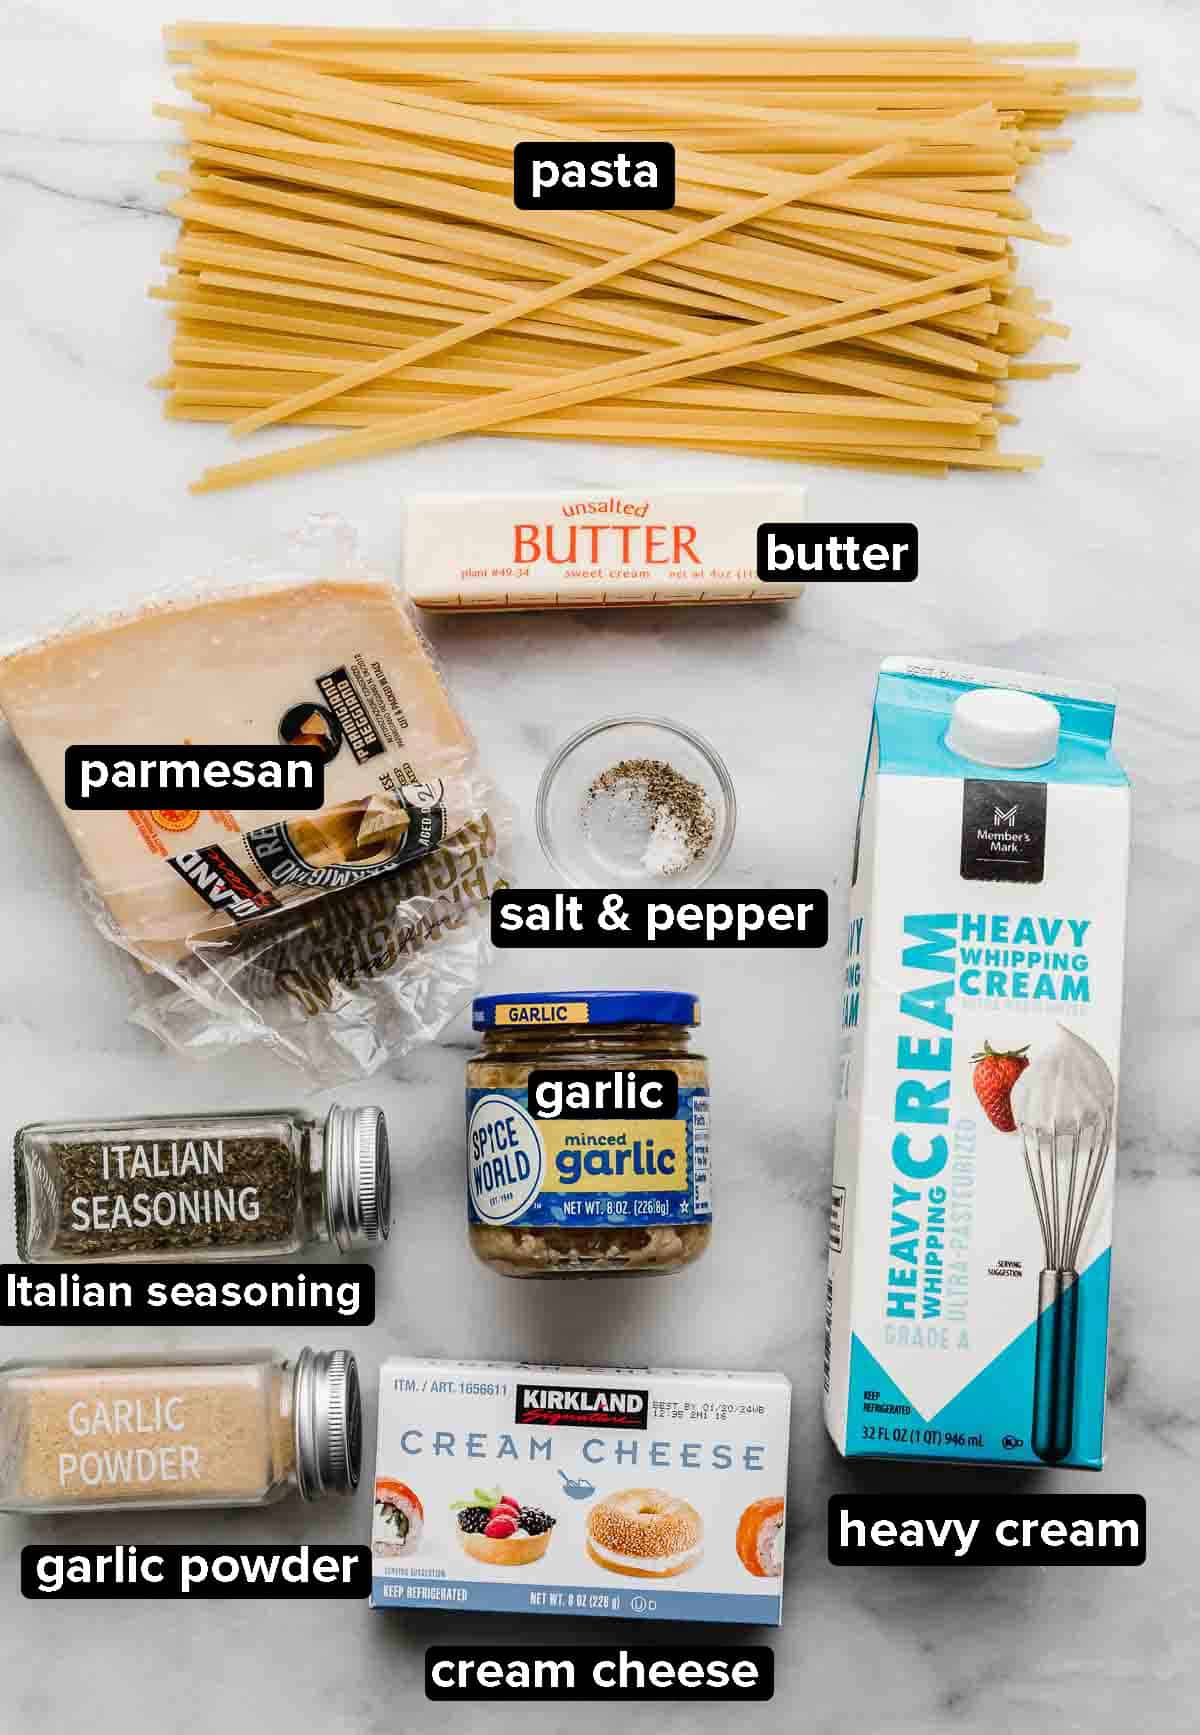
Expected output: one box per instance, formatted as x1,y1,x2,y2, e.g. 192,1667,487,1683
945,686,1061,769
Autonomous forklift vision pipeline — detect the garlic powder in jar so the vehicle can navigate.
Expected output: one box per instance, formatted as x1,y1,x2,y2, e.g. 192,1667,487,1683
0,1347,359,1513
466,990,711,1277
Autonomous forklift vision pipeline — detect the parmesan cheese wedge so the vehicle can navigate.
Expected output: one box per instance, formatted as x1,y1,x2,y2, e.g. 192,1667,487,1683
0,577,475,960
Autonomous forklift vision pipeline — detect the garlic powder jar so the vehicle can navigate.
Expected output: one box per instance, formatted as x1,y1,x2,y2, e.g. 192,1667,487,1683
466,990,711,1277
0,1347,360,1513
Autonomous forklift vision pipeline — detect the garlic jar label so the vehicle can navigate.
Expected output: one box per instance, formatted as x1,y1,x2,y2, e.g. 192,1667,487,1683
467,1096,546,1225
467,1087,710,1229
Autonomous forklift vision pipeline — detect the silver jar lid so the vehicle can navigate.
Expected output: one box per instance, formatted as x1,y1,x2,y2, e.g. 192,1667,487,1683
293,1347,362,1500
323,1105,390,1250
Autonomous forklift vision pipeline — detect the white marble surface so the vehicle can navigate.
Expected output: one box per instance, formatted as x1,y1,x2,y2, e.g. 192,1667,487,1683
1,0,1198,1728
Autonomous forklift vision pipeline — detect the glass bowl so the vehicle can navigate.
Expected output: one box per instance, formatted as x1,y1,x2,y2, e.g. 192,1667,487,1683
536,716,737,889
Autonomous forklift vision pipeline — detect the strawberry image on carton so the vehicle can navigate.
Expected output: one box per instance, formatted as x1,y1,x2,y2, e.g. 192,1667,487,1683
824,659,1130,1470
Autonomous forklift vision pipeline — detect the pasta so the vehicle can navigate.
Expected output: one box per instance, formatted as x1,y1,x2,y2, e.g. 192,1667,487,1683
153,28,1137,489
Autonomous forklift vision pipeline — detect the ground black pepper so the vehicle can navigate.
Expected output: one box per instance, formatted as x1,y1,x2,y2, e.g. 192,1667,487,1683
583,757,715,877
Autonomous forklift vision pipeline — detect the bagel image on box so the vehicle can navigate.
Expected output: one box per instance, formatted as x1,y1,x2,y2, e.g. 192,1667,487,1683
825,658,1130,1470
370,1359,791,1623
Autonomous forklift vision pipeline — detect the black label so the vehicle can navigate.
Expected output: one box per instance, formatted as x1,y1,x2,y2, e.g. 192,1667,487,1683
65,745,324,811
526,1069,679,1119
515,1383,648,1430
0,1263,373,1326
316,666,384,763
828,1495,1146,1565
426,1646,773,1701
492,889,828,949
960,780,1047,883
513,142,675,209
757,523,918,581
22,1544,371,1599
165,843,280,920
279,701,342,765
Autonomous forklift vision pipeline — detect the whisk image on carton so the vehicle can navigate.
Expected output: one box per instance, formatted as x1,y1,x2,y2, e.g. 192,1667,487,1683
824,660,1130,1470
1012,1026,1116,1463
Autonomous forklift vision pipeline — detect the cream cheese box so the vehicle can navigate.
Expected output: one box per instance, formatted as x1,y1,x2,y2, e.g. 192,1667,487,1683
370,1358,791,1623
404,485,805,610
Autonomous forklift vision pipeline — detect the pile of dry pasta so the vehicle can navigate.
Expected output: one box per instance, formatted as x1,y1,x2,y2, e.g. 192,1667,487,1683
154,26,1138,491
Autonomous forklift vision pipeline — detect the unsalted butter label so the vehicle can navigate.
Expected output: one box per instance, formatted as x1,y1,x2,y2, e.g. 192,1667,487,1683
405,486,806,610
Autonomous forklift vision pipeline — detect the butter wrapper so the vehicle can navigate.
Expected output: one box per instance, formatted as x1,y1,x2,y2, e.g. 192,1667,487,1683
404,485,805,610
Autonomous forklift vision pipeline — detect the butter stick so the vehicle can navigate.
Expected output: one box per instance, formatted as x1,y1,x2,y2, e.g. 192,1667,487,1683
404,485,805,611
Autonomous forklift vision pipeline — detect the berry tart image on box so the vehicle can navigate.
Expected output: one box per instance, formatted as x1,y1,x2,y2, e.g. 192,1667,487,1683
370,1359,790,1624
825,659,1130,1470
452,1486,557,1566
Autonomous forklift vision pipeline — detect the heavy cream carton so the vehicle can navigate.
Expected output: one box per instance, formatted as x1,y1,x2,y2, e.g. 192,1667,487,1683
370,1359,790,1623
825,659,1130,1470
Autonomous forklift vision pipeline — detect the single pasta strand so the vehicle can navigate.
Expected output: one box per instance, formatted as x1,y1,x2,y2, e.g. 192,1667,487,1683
166,27,984,50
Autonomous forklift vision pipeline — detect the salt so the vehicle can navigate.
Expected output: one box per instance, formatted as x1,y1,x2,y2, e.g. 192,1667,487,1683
643,807,694,877
581,757,716,881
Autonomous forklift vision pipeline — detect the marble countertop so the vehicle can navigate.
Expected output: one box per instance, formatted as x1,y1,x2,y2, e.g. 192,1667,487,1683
1,1,1197,1730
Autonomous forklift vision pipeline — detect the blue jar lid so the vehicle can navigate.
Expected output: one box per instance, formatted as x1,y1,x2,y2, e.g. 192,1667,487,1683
472,990,699,1030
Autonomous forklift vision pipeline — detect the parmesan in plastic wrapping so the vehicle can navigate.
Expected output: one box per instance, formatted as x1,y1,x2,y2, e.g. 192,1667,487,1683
0,527,510,1081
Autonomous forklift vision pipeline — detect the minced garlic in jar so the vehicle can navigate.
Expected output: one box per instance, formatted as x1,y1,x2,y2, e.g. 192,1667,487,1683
466,990,711,1277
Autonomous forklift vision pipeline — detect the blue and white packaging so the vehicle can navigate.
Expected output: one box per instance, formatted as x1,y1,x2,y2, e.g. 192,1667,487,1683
825,659,1130,1470
370,1358,790,1623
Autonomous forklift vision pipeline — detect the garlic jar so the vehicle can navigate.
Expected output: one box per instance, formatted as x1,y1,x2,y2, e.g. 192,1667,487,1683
0,1347,360,1514
466,990,711,1277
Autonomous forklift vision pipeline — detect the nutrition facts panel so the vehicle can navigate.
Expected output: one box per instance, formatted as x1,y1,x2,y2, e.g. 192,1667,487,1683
692,1095,711,1215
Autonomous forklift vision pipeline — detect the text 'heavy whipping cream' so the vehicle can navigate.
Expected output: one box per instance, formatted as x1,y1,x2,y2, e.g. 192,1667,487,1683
824,659,1130,1470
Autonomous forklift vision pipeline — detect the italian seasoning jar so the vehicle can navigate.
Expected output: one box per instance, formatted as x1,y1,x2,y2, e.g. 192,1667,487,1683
14,1105,390,1263
466,990,711,1277
0,1347,360,1513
